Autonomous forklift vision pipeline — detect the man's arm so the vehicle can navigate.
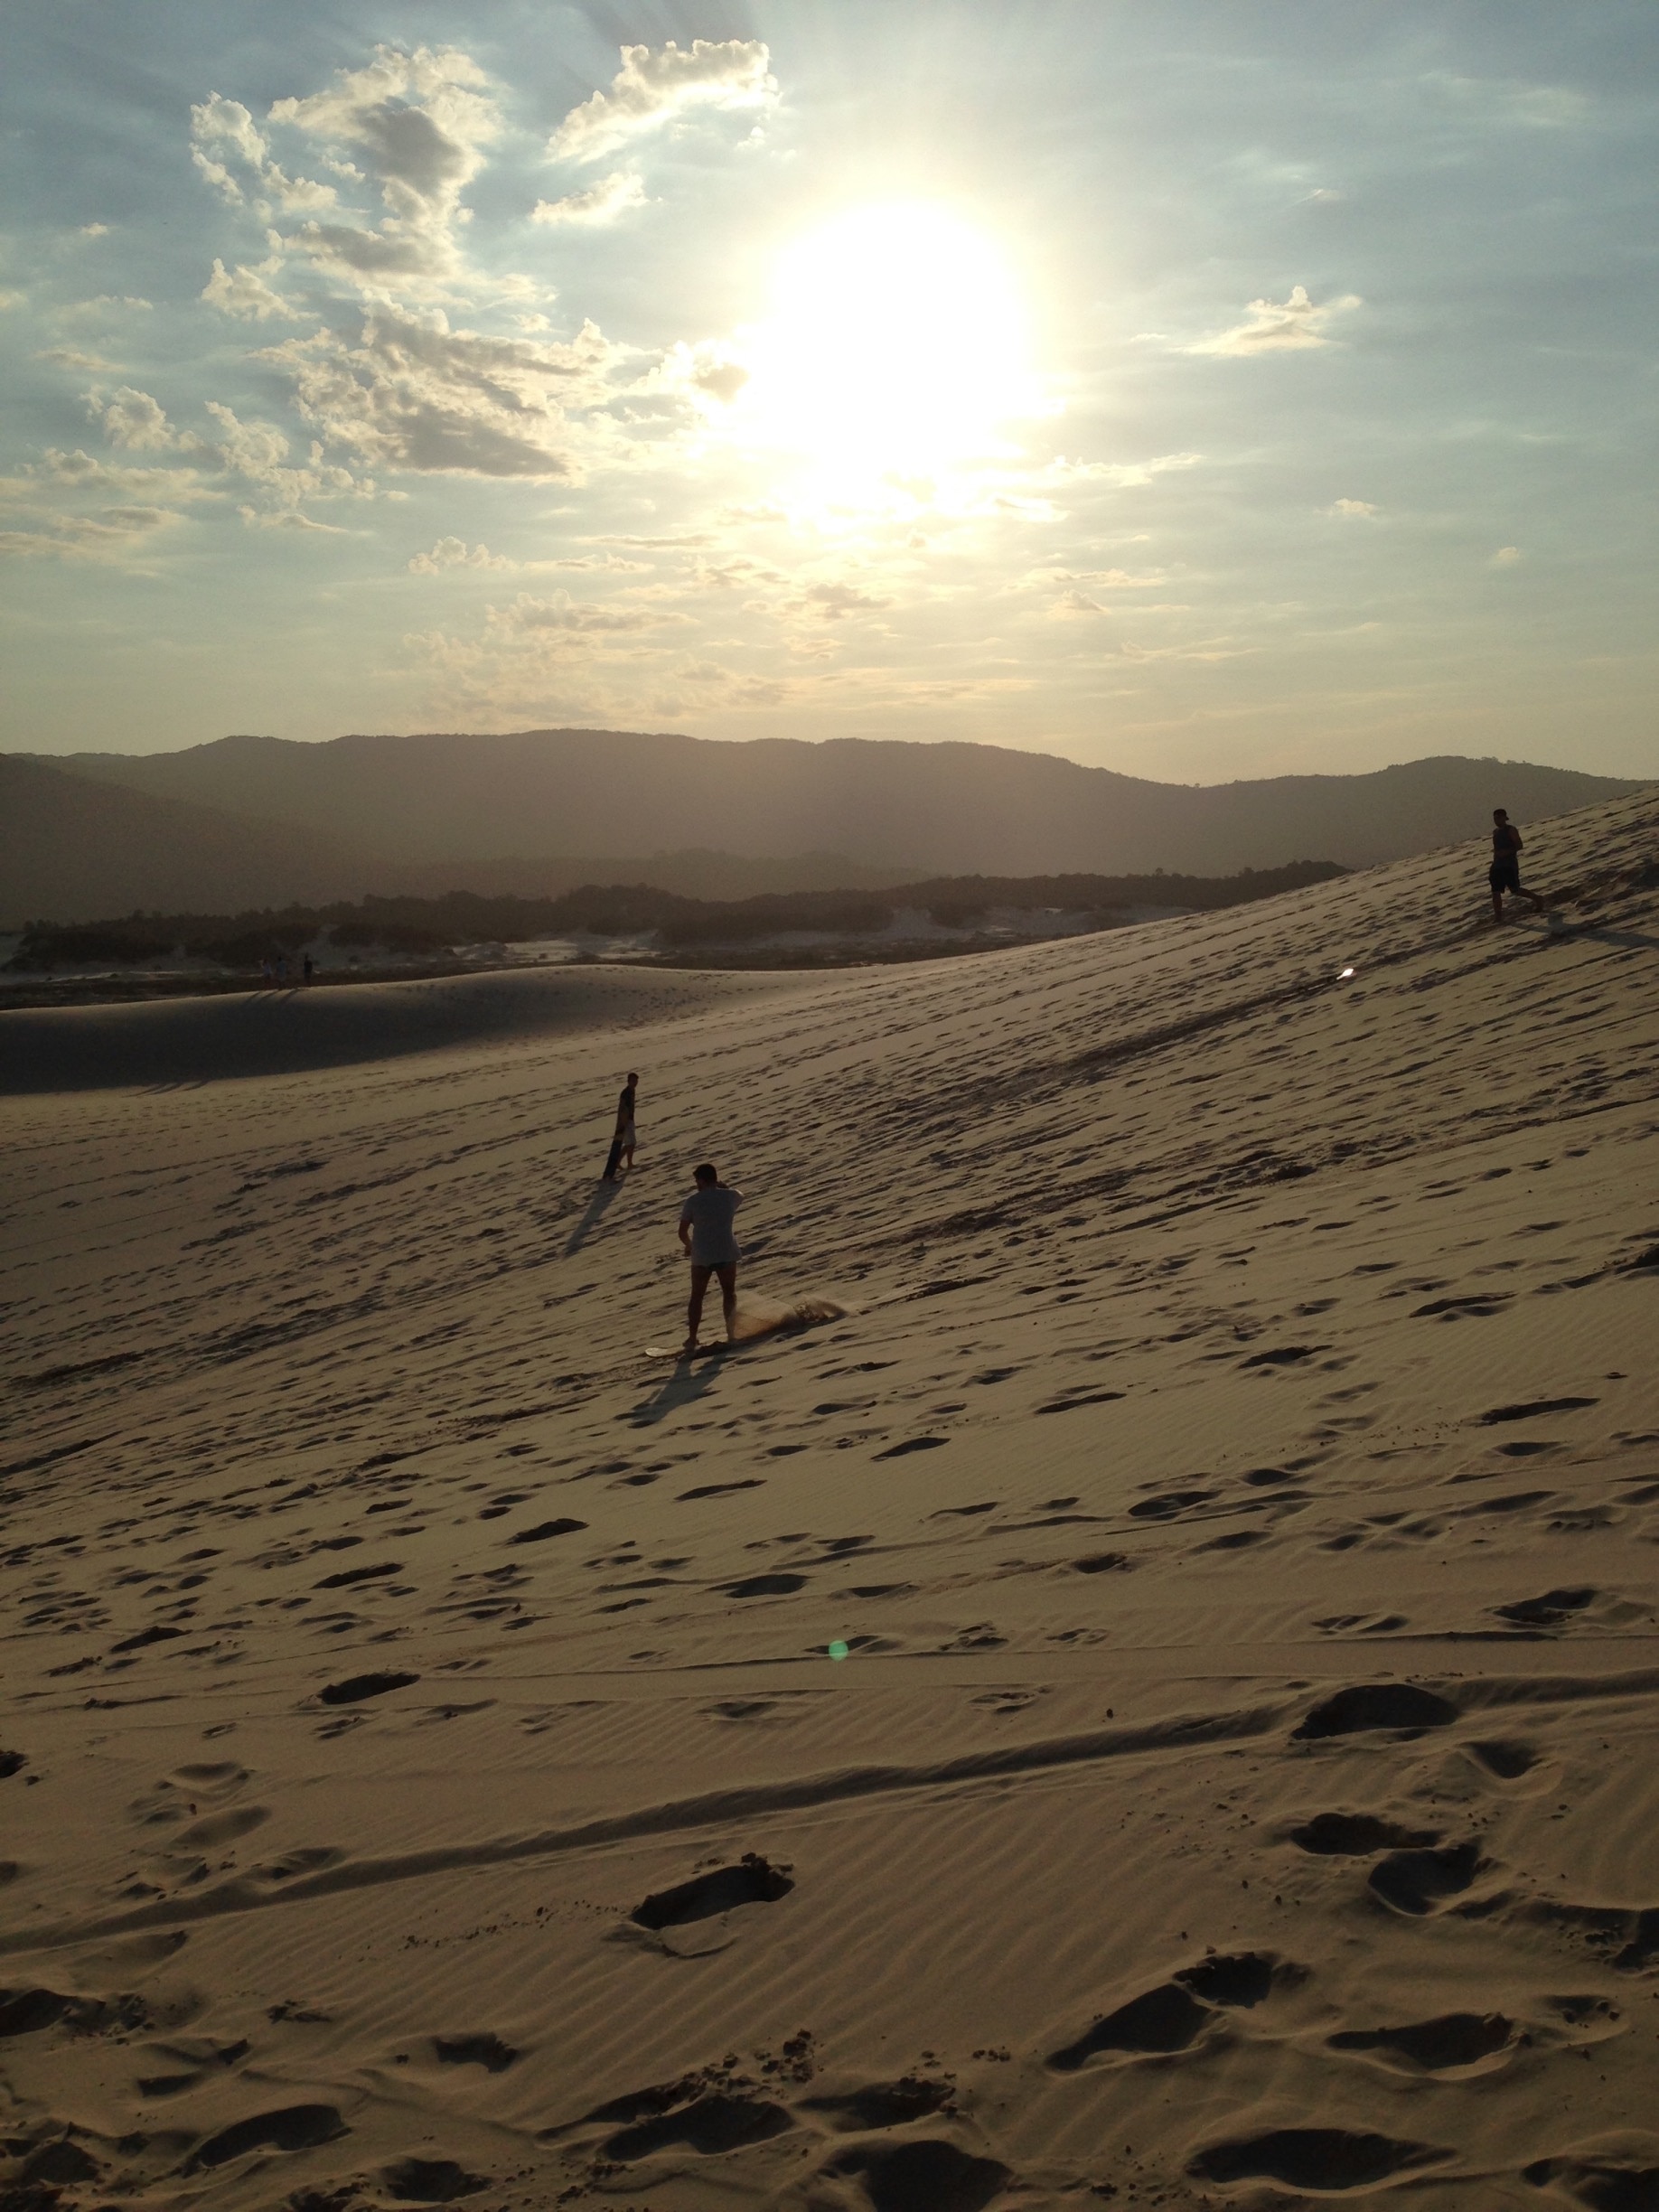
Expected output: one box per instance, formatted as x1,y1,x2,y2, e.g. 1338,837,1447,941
678,1205,693,1256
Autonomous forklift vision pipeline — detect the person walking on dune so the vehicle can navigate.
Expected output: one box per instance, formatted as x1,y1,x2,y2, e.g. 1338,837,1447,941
1489,808,1544,923
601,1072,639,1182
678,1161,743,1355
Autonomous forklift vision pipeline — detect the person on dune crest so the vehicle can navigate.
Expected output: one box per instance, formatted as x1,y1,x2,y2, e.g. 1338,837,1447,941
678,1161,743,1356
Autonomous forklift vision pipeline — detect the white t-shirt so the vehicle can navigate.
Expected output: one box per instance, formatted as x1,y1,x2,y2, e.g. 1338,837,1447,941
680,1184,743,1264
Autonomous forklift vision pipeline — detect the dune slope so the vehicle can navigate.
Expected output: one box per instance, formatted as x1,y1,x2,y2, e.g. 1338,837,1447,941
3,791,1657,2212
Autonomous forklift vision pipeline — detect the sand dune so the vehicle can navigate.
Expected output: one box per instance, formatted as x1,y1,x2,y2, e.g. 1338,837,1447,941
3,792,1657,2211
0,967,791,1094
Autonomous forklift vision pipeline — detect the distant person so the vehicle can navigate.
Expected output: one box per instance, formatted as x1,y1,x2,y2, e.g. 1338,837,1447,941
601,1072,639,1181
678,1161,743,1355
302,952,314,985
1489,808,1543,923
259,957,274,986
276,953,289,984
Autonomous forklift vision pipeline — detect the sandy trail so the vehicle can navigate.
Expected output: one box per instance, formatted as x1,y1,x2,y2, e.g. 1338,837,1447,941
3,792,1657,2211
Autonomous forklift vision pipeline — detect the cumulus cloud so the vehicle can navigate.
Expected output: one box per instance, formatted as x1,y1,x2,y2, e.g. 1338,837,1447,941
548,41,775,164
202,257,293,321
258,308,617,478
206,400,377,515
1186,285,1361,356
530,173,646,227
190,94,272,203
93,386,177,451
648,337,749,408
409,536,511,573
1330,497,1378,517
272,45,498,287
1490,544,1523,566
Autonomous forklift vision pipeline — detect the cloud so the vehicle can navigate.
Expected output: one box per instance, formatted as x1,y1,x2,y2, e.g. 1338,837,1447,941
35,347,118,371
202,257,293,321
205,400,377,515
0,504,186,562
530,173,646,227
1490,544,1523,566
780,578,893,623
548,41,775,164
1186,285,1361,356
490,588,685,635
61,295,153,316
1329,497,1378,517
190,94,272,203
258,308,619,478
269,45,499,287
79,222,111,239
648,337,749,408
409,536,510,573
93,386,177,451
1424,72,1589,130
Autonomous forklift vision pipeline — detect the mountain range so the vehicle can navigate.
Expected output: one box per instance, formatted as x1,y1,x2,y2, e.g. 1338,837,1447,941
5,730,1646,926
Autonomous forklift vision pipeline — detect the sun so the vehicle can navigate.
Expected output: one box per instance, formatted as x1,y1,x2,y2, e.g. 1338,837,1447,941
732,202,1040,505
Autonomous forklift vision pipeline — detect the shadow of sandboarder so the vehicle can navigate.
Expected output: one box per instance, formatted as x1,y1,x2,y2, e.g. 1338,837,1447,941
624,1351,728,1427
564,1176,622,1256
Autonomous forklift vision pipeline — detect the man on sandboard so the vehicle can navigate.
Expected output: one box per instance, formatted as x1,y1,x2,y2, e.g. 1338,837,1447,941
1489,809,1544,923
678,1161,743,1355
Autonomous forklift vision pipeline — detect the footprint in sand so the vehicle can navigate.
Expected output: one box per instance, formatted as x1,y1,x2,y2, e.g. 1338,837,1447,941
631,1854,793,1931
432,2031,518,2072
798,2076,954,2131
1288,1813,1439,1855
1367,1840,1487,1916
1495,1587,1596,1628
381,2156,491,2202
823,2141,1010,2212
1189,2129,1449,2192
316,1670,419,1706
1293,1683,1457,1739
184,2104,348,2170
1328,2010,1516,2076
1047,1954,1298,2070
1524,2142,1659,2211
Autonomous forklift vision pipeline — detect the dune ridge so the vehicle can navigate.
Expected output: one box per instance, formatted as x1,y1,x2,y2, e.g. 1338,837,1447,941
2,786,1656,2211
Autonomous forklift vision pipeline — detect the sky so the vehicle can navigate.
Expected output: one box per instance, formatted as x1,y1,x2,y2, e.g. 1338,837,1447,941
2,1,1656,781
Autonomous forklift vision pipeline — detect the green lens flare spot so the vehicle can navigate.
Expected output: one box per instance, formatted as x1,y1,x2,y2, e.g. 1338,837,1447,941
827,1640,849,1662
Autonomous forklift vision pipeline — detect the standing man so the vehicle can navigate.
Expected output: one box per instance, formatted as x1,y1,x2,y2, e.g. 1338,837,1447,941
1489,808,1544,923
602,1072,639,1182
678,1161,743,1355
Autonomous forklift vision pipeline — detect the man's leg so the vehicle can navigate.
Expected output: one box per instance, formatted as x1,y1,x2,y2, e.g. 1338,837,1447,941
717,1261,738,1341
686,1264,712,1351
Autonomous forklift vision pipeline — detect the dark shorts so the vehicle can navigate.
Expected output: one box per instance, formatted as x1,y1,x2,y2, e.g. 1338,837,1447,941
1489,856,1521,894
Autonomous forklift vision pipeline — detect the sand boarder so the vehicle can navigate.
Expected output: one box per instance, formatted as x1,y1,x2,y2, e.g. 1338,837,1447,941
601,1072,639,1182
1489,808,1543,923
678,1162,743,1355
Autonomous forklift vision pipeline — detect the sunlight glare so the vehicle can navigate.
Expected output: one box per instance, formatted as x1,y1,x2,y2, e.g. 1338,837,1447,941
736,202,1039,503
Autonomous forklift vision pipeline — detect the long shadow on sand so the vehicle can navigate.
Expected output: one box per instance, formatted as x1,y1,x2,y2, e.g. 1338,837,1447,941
625,1354,727,1428
564,1177,622,1255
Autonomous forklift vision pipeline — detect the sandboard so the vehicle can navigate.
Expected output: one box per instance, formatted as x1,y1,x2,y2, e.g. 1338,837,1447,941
600,1138,623,1180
